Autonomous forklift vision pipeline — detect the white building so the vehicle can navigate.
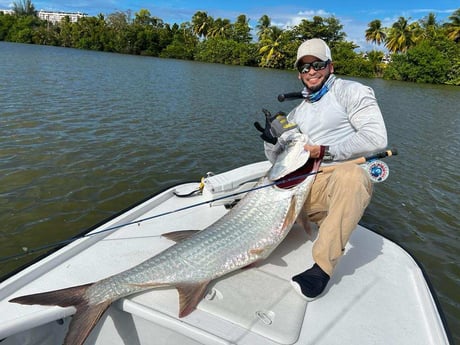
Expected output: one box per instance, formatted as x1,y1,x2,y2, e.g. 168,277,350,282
37,10,87,24
0,9,14,15
0,9,86,23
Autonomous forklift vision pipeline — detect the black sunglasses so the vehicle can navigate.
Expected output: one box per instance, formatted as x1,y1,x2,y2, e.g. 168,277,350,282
298,60,330,73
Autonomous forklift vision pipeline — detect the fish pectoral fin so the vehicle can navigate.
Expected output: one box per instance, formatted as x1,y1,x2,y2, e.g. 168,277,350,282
249,248,266,255
162,230,201,243
242,261,261,269
176,281,211,318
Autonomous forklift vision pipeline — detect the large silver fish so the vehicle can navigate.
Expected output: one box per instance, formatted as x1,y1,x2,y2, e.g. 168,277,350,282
10,131,319,345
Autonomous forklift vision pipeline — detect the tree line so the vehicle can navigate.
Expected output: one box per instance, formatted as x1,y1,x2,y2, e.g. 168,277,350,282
1,1,459,85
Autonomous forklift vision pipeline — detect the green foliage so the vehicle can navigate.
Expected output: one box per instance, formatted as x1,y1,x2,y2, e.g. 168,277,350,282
384,35,459,84
365,50,387,77
72,15,107,51
7,15,42,43
160,23,197,60
160,40,192,60
444,8,460,42
446,60,460,85
105,11,131,53
232,14,251,43
258,26,287,68
364,10,460,84
194,37,256,66
365,20,386,45
293,16,346,43
332,41,374,78
0,13,16,40
0,4,459,85
385,17,420,53
384,42,448,83
12,0,35,16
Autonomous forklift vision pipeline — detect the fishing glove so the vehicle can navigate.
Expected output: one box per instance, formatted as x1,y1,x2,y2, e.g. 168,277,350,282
254,109,298,145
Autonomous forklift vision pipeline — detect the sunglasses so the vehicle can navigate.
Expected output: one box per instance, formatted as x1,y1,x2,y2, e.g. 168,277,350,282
298,60,330,73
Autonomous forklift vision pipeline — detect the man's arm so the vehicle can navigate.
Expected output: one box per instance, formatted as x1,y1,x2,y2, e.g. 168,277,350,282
328,83,387,161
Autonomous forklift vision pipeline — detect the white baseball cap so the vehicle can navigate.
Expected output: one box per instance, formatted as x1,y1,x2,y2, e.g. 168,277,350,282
295,38,332,68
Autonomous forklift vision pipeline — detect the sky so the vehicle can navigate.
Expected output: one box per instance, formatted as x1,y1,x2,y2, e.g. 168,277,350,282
1,1,458,51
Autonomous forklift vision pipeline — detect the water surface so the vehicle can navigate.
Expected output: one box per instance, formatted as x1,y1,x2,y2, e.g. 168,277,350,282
0,42,458,342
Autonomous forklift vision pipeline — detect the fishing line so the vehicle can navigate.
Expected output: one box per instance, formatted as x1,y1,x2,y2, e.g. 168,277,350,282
0,170,322,264
1,148,398,264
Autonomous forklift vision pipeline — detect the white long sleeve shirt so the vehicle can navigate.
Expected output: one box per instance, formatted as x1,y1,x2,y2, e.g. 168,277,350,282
265,76,387,163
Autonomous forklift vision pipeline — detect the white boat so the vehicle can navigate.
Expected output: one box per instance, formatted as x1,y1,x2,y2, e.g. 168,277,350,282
0,161,452,345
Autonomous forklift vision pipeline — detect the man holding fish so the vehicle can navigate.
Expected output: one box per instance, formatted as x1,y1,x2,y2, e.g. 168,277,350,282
9,38,388,345
255,38,388,300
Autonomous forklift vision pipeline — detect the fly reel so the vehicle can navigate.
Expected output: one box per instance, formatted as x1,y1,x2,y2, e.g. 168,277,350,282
365,160,389,183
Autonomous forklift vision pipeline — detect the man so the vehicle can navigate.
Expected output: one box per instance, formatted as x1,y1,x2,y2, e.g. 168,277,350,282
256,38,387,300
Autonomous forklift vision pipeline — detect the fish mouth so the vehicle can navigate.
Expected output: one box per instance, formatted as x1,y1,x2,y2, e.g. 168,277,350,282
274,159,317,189
268,132,310,181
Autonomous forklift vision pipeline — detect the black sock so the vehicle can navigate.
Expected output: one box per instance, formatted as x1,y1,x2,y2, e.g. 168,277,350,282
292,263,330,298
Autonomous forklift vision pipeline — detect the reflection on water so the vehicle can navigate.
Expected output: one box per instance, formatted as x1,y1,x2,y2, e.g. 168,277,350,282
0,42,458,341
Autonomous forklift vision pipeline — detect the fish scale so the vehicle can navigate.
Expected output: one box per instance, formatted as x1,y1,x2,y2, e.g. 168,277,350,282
10,132,317,345
88,172,311,304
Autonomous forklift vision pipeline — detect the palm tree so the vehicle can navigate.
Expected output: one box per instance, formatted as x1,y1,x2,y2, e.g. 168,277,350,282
365,19,386,46
444,8,460,42
134,9,151,26
421,12,437,28
385,16,419,53
191,11,212,38
419,12,438,39
12,0,35,16
256,14,271,41
233,14,251,43
259,25,284,68
207,18,231,39
366,50,386,77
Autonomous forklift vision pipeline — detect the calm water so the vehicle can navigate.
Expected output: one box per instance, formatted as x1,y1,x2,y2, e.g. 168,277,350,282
1,42,459,341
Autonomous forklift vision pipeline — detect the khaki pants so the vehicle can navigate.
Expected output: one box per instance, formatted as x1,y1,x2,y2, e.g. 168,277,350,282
301,163,373,276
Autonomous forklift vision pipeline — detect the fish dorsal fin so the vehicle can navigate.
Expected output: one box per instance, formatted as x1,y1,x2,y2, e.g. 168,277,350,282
176,281,211,318
162,230,200,242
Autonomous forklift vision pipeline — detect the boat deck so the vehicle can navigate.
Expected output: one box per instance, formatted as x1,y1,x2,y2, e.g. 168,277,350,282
0,162,450,345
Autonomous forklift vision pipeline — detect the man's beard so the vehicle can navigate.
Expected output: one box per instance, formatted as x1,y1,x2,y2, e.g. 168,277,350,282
305,73,330,93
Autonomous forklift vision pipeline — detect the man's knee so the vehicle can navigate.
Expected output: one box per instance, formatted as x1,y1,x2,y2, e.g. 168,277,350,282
334,163,365,177
331,164,371,191
327,164,373,208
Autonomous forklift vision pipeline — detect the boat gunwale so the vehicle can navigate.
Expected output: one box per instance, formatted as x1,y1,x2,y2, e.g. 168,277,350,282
358,222,454,344
0,182,197,284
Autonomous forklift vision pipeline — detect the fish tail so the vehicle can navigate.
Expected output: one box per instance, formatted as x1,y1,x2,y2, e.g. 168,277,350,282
10,283,111,345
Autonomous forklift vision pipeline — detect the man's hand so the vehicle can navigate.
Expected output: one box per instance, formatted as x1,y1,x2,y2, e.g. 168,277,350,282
304,145,322,158
254,109,298,144
304,145,333,161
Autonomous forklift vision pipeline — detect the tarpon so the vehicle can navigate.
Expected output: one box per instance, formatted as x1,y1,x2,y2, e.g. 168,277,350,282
10,131,320,345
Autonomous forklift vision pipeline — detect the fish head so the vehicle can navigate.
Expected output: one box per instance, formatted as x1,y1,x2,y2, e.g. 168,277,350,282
268,131,310,181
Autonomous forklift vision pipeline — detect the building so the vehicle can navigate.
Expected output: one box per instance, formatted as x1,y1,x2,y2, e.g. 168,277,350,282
0,9,14,15
0,9,86,23
37,10,87,24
